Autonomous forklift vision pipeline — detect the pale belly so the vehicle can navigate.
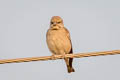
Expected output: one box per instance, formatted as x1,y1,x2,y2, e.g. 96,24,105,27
47,30,71,55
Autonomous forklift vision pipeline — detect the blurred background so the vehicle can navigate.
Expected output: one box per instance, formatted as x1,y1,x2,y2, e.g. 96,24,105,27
0,0,120,80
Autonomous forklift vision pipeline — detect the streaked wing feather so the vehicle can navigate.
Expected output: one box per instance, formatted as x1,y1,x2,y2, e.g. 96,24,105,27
64,27,73,54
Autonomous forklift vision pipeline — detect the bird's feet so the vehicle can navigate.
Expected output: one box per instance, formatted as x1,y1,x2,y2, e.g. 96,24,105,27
51,55,56,60
61,54,65,59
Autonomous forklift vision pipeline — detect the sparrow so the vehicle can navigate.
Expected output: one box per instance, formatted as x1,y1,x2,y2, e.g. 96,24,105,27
46,16,75,73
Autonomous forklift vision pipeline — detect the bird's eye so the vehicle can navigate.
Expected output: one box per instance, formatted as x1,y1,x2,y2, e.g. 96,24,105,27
57,21,61,24
51,22,54,24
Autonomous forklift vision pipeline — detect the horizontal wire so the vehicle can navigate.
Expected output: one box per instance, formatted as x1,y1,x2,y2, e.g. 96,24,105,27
0,50,120,64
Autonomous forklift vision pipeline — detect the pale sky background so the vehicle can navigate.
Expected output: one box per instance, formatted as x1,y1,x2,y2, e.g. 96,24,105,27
0,0,120,80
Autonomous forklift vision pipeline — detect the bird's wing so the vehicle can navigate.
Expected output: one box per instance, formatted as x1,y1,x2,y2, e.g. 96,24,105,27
64,27,73,53
64,27,74,70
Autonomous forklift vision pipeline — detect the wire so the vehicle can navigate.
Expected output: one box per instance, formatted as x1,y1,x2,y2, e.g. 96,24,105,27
0,50,120,64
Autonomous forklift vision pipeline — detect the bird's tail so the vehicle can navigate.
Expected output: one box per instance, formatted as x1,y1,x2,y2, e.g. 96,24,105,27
64,58,75,73
68,58,75,73
68,47,75,73
67,66,75,73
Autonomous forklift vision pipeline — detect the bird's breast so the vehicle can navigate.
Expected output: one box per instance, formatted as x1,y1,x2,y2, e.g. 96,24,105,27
47,29,71,55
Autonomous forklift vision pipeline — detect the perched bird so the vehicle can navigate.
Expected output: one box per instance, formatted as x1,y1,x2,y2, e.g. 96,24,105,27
46,16,75,73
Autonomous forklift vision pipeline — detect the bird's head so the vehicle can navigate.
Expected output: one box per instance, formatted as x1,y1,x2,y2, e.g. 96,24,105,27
50,16,64,30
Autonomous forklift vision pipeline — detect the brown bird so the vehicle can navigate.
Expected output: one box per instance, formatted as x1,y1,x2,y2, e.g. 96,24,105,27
46,16,75,73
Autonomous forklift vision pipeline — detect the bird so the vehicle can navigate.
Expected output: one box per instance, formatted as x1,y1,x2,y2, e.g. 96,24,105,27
46,16,75,73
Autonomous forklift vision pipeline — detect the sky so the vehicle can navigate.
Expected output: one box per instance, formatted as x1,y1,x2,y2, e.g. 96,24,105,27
0,0,120,80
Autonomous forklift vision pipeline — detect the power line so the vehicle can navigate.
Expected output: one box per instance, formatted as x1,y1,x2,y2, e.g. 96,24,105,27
0,50,120,64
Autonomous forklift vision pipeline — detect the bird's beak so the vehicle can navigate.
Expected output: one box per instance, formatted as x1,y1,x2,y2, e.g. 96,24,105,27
51,25,59,30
